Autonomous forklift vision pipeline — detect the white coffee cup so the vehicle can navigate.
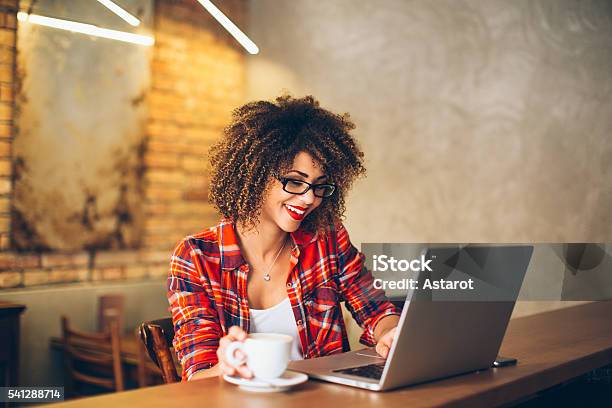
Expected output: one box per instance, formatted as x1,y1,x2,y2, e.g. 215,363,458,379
225,333,293,379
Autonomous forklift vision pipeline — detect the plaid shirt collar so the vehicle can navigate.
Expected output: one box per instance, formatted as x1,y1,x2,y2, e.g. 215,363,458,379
217,218,319,271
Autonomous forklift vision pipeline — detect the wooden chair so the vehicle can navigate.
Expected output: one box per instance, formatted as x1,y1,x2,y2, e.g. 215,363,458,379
139,318,180,383
62,316,124,397
97,294,125,333
134,328,164,387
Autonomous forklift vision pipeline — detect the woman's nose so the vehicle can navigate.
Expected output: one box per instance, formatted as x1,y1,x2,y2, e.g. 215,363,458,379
299,188,316,205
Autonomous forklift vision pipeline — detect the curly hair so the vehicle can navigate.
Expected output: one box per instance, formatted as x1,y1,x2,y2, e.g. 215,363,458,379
208,94,366,233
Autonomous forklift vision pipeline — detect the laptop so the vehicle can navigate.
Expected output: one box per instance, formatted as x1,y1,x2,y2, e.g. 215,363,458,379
288,245,533,391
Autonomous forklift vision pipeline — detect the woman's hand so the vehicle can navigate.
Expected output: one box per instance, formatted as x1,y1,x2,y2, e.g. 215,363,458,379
216,326,253,378
375,326,398,359
373,314,400,358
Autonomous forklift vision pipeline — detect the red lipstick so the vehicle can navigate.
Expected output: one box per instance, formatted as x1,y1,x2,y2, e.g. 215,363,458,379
285,204,306,221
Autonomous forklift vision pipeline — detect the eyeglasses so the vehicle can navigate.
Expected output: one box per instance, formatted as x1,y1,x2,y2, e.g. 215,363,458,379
278,177,336,198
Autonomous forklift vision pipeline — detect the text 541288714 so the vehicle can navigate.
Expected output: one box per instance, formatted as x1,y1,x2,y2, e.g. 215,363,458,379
1,387,64,402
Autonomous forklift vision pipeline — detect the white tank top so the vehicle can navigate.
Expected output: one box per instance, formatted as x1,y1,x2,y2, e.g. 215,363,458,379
249,298,303,361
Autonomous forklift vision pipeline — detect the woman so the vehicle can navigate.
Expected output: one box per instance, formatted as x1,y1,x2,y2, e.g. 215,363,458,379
167,95,400,381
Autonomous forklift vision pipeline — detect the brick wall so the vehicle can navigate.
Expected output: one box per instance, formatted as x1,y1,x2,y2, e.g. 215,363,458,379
0,0,16,254
0,0,247,289
144,0,246,250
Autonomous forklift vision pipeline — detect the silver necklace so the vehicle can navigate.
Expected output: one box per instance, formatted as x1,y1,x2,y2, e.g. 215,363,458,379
262,237,287,282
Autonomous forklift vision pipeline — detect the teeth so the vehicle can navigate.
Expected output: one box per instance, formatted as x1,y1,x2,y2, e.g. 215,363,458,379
286,205,305,215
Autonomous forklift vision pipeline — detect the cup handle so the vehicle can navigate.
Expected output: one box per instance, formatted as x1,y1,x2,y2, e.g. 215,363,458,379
225,341,247,367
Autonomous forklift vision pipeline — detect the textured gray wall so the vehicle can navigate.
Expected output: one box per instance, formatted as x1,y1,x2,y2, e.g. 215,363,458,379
14,0,153,250
246,0,612,345
246,0,612,246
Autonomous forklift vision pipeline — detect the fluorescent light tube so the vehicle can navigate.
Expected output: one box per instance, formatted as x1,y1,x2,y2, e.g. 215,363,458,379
195,0,259,54
17,12,154,46
96,0,141,27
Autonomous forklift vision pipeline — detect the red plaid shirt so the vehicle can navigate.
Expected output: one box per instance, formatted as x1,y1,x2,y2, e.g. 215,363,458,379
167,219,400,380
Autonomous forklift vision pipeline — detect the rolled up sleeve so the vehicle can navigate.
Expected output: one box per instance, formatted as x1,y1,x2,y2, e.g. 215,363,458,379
167,238,222,380
334,224,400,346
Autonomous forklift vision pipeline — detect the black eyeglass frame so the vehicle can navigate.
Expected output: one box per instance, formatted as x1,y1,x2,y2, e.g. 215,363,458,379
277,177,336,198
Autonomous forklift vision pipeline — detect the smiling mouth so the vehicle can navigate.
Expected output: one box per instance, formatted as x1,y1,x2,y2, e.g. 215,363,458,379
285,204,306,221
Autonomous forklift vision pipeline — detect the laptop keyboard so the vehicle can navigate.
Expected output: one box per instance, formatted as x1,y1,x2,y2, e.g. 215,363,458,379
333,362,385,380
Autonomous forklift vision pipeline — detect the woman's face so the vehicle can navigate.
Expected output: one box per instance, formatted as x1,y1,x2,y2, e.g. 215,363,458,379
260,151,327,233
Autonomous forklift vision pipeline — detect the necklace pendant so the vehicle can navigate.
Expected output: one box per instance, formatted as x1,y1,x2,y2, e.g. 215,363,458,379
263,273,271,282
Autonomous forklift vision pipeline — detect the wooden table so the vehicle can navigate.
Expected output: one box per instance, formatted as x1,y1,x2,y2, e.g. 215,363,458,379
52,302,612,407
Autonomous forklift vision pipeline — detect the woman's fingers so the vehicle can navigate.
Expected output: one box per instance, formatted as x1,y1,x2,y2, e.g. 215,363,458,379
375,327,397,358
237,364,253,379
382,328,396,347
376,342,390,358
218,326,252,378
219,335,231,348
220,354,252,378
228,326,247,340
221,361,235,376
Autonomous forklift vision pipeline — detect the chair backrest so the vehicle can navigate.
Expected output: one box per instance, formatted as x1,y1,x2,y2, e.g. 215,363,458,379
135,328,163,388
139,318,180,383
97,294,125,333
61,316,124,396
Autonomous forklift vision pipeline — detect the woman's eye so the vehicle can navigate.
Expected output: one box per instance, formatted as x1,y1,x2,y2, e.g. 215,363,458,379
287,180,304,188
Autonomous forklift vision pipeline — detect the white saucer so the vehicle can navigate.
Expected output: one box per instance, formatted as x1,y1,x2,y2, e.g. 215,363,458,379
223,370,308,392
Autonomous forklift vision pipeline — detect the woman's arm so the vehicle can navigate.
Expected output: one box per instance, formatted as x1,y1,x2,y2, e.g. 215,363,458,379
373,314,400,358
333,224,401,347
373,314,400,341
189,364,222,380
168,238,223,381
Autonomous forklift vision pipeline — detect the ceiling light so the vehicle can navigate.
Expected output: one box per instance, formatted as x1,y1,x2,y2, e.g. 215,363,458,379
195,0,259,54
96,0,141,27
17,12,154,46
